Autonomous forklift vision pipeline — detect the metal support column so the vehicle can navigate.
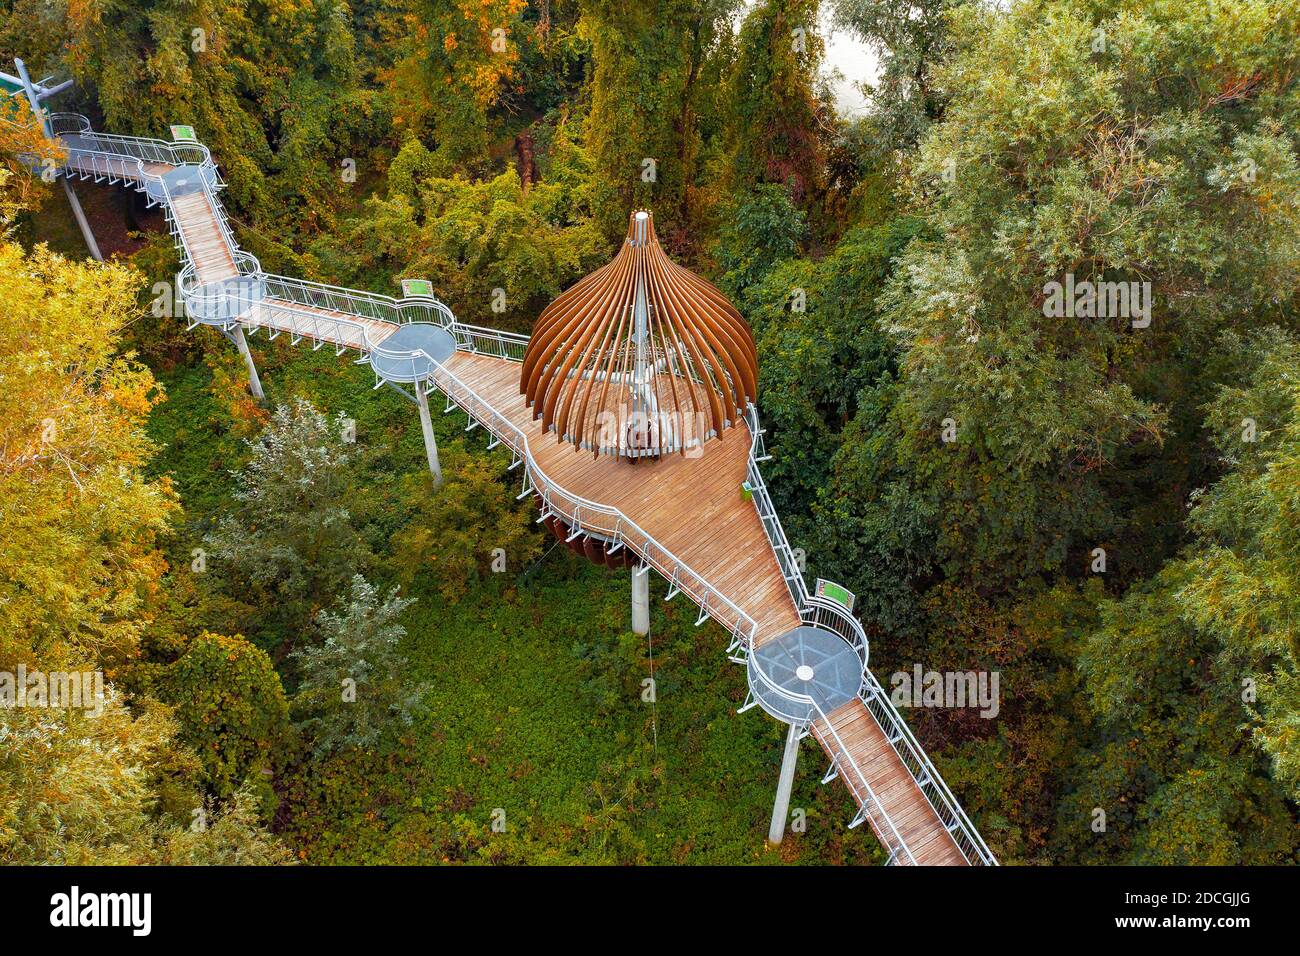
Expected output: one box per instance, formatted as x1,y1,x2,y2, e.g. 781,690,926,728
14,58,102,262
768,721,802,845
229,326,264,400
59,178,103,261
632,562,650,635
414,383,444,488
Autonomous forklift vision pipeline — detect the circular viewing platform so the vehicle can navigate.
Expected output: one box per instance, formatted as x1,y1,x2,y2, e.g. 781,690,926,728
748,625,863,725
144,164,218,203
368,322,456,383
185,275,265,325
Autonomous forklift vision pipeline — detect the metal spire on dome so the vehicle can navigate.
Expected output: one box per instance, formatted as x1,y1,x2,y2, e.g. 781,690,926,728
519,210,759,460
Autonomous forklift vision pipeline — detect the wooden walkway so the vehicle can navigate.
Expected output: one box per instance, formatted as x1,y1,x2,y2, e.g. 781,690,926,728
57,129,979,864
812,701,967,865
440,351,802,645
250,300,398,351
171,191,238,283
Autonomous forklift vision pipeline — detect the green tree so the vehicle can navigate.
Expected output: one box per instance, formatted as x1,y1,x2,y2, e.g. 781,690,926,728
1051,333,1300,863
205,398,371,651
579,0,741,241
387,0,529,169
290,574,422,757
715,182,806,303
163,632,290,800
309,122,610,329
0,689,290,864
829,0,966,152
389,448,543,600
726,0,824,204
869,0,1300,593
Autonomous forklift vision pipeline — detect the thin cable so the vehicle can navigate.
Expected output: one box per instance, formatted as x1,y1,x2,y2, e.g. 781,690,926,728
645,574,659,759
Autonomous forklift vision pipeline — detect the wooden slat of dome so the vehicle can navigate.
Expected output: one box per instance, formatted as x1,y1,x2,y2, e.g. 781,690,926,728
520,211,758,459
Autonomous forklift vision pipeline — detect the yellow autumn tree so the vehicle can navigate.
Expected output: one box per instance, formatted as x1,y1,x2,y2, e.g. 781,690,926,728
0,172,291,863
0,94,62,224
0,237,177,672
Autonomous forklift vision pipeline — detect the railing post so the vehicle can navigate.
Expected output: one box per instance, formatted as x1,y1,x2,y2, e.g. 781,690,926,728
414,381,444,488
768,721,802,846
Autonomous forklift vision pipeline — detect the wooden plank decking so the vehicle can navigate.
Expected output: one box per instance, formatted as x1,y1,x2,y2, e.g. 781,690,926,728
171,191,239,284
812,700,967,865
440,351,803,645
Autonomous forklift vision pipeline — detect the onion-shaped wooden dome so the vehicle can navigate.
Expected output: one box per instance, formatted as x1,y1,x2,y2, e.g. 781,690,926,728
520,211,758,459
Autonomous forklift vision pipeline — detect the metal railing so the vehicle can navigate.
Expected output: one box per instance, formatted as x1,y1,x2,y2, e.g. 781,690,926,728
49,129,227,277
61,127,214,169
47,112,90,135
453,323,530,361
858,670,998,865
743,404,812,610
261,273,455,328
741,402,995,865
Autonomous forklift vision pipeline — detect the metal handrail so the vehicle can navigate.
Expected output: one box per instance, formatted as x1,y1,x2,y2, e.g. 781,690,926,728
51,136,223,275
262,273,456,329
47,112,90,135
858,671,998,865
800,594,868,667
744,404,812,609
453,323,530,360
61,128,213,168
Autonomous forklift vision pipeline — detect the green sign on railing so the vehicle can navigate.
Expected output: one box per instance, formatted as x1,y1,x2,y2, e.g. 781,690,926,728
170,125,197,142
401,279,434,297
815,578,855,612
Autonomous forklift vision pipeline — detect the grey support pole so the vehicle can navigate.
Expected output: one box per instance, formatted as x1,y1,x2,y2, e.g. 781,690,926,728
60,178,103,262
768,722,802,845
14,58,102,262
631,563,650,635
230,326,264,400
414,383,444,488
